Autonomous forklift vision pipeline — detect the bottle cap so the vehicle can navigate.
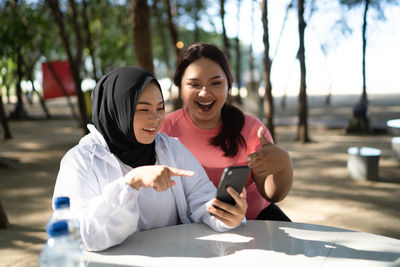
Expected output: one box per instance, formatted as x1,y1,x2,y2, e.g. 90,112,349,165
54,196,70,209
47,221,69,237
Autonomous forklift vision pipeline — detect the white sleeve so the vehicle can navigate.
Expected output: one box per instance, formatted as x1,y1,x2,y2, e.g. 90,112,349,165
176,142,246,232
53,149,140,251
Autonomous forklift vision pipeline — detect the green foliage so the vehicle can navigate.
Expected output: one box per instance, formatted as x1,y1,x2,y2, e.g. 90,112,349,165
1,0,257,86
0,2,29,57
89,1,136,75
0,1,60,97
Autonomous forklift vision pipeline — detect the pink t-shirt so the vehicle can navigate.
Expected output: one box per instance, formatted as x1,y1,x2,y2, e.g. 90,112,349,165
160,108,272,219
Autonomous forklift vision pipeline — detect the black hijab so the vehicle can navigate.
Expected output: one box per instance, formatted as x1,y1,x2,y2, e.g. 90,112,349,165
91,66,163,168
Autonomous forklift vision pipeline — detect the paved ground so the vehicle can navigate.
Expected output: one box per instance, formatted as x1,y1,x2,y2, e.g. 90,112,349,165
0,93,399,266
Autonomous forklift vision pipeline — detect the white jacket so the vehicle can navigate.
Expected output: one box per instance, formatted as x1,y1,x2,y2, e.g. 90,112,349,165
53,125,243,251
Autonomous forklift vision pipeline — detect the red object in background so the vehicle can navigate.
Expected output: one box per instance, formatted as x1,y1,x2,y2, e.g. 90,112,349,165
42,61,76,99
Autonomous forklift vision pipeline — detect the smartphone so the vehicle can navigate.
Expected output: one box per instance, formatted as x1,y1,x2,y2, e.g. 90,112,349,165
215,165,250,205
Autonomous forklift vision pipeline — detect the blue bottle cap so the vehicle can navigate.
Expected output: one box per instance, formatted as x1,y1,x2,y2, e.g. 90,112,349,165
47,221,69,237
54,196,70,209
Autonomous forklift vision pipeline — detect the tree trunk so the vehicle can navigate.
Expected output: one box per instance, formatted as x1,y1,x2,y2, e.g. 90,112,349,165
219,0,230,59
70,66,88,131
346,0,370,133
249,0,261,119
233,0,242,106
82,0,99,82
261,0,275,141
10,47,28,120
164,0,182,110
130,0,154,75
0,94,12,139
278,1,294,111
21,53,51,119
296,0,310,143
248,0,256,94
164,0,180,63
152,0,172,79
0,200,9,229
361,0,369,104
47,0,89,134
69,0,90,132
29,77,51,119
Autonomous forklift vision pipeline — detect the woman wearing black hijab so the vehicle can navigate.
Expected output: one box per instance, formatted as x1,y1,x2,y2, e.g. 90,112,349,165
53,66,247,252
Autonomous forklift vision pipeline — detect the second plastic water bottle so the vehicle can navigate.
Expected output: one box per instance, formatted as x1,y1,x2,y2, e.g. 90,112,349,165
39,220,82,267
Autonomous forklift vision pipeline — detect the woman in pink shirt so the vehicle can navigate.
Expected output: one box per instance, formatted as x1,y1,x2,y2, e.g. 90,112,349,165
161,43,293,221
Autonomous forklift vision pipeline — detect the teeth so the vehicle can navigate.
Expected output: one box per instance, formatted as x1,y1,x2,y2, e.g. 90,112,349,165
143,128,156,131
198,101,213,106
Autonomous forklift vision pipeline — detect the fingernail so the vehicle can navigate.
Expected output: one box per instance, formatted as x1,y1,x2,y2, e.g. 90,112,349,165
247,156,251,161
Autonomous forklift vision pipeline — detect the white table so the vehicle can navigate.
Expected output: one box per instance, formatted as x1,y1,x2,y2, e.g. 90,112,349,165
83,220,400,267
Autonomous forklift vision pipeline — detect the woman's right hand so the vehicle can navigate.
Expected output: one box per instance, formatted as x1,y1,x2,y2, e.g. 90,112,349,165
124,165,194,191
207,187,247,227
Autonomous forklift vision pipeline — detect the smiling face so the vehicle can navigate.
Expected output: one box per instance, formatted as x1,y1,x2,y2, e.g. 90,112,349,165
133,82,165,144
181,57,228,129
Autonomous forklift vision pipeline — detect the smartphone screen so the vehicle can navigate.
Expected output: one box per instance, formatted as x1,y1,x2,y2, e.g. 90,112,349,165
215,165,250,205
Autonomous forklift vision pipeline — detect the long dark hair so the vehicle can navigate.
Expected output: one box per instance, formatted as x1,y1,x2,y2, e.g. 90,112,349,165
174,43,246,157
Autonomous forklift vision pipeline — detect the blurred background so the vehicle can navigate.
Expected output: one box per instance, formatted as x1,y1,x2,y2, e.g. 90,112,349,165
1,0,399,137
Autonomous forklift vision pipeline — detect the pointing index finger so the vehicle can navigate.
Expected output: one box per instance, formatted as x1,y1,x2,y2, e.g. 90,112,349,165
168,167,195,177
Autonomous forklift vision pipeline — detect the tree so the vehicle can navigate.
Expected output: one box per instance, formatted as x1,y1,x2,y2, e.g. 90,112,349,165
248,0,257,96
0,200,9,229
130,0,154,74
6,1,71,120
152,0,173,79
22,55,51,119
233,0,242,106
94,2,135,75
82,0,99,82
219,0,231,59
0,94,12,139
10,46,26,119
261,0,275,140
46,0,89,134
1,1,30,119
296,0,310,142
164,0,180,64
339,0,398,133
164,0,182,109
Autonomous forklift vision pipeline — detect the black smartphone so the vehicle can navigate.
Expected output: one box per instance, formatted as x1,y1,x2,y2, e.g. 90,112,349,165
215,165,250,205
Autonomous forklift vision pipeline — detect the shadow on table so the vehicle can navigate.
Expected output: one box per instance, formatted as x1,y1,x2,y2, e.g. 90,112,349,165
93,222,399,263
264,222,400,262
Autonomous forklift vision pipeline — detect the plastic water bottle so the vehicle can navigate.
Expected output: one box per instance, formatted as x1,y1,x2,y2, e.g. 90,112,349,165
39,220,82,267
47,196,81,246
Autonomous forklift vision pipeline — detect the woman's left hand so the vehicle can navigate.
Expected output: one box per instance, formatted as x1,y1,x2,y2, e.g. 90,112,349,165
207,187,247,227
247,127,292,178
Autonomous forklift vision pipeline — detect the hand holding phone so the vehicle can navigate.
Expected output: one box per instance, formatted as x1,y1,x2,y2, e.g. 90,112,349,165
215,165,250,205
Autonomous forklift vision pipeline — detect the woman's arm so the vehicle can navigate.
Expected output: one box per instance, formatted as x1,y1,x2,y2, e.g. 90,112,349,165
247,127,293,203
54,150,140,252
